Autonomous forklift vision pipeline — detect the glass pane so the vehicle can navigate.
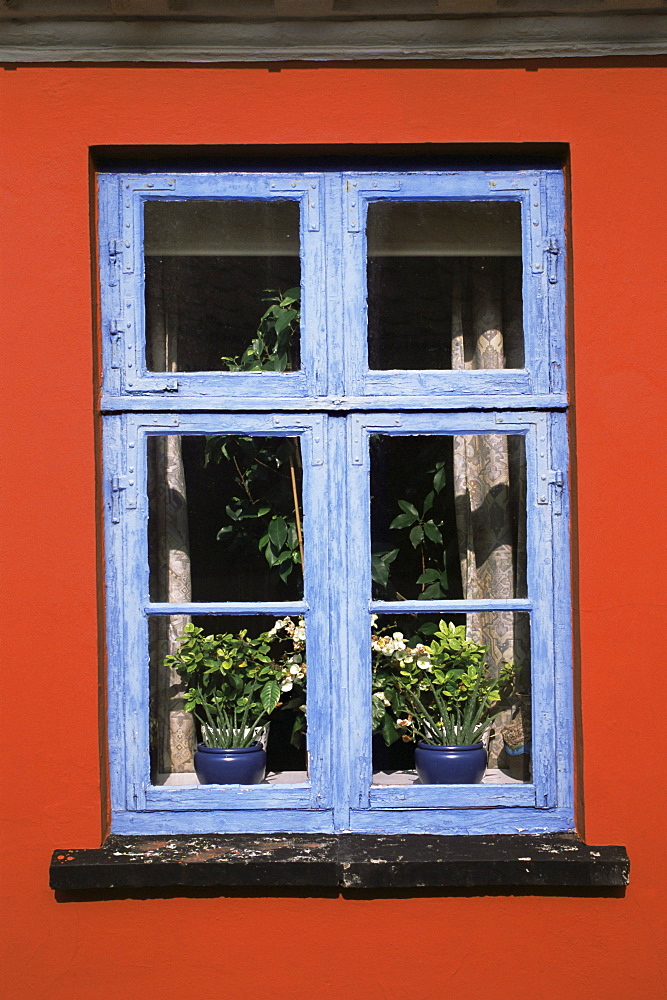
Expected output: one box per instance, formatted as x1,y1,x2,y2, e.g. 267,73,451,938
149,615,308,784
148,435,304,603
144,200,301,372
371,434,526,601
367,201,524,370
371,613,531,784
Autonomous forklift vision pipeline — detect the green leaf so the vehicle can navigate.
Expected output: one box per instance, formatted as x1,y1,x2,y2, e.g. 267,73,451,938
416,568,440,585
268,516,288,548
381,714,400,747
433,466,446,493
419,582,444,600
423,520,443,544
275,309,297,334
265,546,278,567
372,696,386,729
423,491,435,513
390,512,418,530
409,524,424,548
397,500,419,517
260,679,280,714
371,555,390,588
371,548,399,588
290,713,306,748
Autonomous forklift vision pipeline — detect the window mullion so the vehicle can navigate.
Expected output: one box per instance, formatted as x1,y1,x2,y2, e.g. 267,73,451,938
322,414,361,828
340,413,374,813
321,172,346,398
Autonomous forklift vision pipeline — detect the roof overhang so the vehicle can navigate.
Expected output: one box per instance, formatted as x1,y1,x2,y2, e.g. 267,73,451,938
0,10,665,63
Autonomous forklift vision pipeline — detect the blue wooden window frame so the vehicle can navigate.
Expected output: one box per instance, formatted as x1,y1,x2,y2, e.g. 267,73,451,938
99,168,572,837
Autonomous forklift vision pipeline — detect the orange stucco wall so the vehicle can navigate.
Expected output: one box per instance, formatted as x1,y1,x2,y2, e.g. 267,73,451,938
1,62,665,999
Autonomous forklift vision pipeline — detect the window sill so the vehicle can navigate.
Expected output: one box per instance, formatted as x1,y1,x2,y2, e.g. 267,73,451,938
155,767,525,787
50,833,629,893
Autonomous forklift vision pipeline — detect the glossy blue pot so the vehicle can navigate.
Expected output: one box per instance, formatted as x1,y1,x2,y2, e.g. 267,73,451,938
194,742,266,785
415,740,487,784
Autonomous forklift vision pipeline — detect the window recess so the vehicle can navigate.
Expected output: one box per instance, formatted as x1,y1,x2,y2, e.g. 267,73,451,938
99,168,573,838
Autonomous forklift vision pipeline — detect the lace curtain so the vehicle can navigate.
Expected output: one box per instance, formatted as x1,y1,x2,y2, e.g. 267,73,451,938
147,275,196,774
451,260,529,764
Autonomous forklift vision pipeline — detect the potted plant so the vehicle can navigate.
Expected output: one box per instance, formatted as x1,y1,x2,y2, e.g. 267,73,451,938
405,668,497,785
164,619,306,784
372,620,517,783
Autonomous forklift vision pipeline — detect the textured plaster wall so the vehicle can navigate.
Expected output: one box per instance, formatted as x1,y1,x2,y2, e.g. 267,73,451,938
0,61,665,1000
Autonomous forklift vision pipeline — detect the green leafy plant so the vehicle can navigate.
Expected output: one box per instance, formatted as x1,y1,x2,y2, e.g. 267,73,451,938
204,435,303,586
402,668,497,747
371,448,451,600
221,287,300,373
208,288,304,588
371,620,517,747
164,619,307,750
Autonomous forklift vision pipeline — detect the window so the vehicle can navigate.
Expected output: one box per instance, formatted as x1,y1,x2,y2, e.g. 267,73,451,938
99,167,571,836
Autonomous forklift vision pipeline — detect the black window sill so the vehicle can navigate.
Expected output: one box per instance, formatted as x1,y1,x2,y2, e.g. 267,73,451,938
50,833,629,894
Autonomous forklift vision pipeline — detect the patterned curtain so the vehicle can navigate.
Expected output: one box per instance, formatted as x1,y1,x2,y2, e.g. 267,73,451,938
451,260,529,764
147,263,196,775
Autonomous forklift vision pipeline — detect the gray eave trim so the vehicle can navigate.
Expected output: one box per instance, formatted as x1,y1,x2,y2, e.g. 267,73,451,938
1,13,666,63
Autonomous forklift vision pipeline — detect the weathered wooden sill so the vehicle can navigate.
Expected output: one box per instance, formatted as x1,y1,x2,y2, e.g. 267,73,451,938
50,833,629,892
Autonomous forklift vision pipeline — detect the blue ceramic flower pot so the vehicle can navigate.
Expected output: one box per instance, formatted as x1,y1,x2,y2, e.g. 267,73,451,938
415,740,487,784
194,742,266,785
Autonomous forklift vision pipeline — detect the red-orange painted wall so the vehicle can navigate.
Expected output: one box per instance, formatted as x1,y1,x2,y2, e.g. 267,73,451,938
1,63,665,1000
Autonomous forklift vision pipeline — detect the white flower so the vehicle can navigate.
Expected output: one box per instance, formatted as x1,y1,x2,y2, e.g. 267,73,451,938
281,680,294,692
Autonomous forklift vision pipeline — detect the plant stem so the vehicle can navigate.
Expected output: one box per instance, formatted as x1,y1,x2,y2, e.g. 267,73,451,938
233,453,254,504
289,454,305,571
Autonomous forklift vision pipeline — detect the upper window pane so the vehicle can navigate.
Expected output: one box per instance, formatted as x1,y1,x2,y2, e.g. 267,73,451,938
144,200,301,372
366,201,524,371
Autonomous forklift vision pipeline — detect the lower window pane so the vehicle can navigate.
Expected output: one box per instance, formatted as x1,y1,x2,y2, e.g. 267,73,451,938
148,615,308,785
371,613,531,785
